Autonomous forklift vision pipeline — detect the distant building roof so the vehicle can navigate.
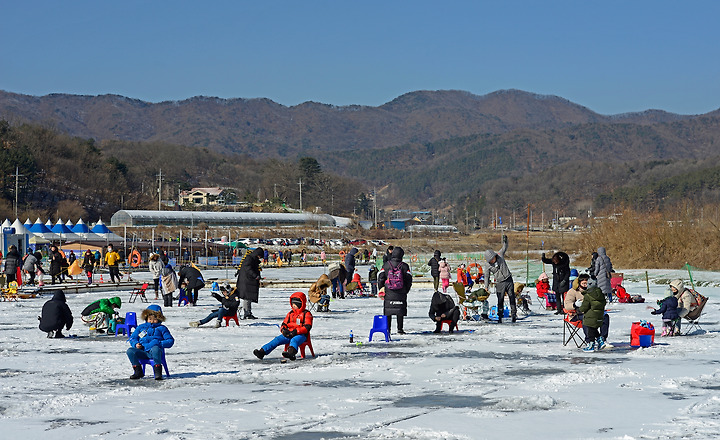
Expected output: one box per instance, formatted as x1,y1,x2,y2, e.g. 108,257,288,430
110,210,349,228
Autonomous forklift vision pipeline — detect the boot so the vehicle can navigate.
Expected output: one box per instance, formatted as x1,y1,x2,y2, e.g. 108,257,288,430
153,364,163,380
253,348,266,360
189,321,200,327
129,365,144,379
497,316,502,324
54,330,65,338
214,319,222,328
47,331,54,338
433,322,442,333
596,336,605,350
282,346,297,361
511,306,517,323
583,341,596,352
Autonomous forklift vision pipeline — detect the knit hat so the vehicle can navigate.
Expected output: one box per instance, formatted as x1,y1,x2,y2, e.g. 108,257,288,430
538,272,549,281
291,297,302,308
570,268,579,277
147,304,162,313
669,279,685,292
484,250,496,263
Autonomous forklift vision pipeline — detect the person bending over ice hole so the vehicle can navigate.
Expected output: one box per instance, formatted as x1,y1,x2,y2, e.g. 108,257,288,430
189,284,240,327
127,304,174,380
38,289,73,338
429,290,460,333
253,292,313,361
484,235,516,323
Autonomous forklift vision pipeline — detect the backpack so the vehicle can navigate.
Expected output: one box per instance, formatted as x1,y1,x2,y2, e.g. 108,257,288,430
385,263,404,290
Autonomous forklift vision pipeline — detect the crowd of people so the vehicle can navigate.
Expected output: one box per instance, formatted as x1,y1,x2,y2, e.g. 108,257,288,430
29,238,704,380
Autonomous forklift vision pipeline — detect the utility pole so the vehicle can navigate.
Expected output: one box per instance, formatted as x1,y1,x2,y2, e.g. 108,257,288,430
156,169,163,211
11,166,24,219
373,187,377,229
298,179,303,211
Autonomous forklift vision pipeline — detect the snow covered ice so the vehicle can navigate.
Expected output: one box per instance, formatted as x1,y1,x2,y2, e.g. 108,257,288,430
2,265,720,439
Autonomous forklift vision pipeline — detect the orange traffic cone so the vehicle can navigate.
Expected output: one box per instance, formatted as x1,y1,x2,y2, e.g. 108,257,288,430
100,275,104,283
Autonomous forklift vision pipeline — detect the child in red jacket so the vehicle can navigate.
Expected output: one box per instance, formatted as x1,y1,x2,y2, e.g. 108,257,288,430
253,291,313,361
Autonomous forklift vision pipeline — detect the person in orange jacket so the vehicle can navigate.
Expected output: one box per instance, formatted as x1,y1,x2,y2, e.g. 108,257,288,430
456,263,468,286
253,291,313,361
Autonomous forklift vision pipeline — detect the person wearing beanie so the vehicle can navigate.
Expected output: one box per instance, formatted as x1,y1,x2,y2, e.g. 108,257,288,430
377,246,413,334
669,279,696,335
253,292,313,361
483,235,516,323
565,274,611,346
541,251,571,315
127,304,174,380
579,283,607,351
652,287,682,337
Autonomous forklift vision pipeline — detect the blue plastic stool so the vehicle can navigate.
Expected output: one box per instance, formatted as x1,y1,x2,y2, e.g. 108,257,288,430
488,306,510,321
210,281,220,293
138,351,170,377
369,315,391,342
115,312,138,337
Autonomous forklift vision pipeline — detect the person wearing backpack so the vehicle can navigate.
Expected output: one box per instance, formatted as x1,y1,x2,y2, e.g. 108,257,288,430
377,246,413,334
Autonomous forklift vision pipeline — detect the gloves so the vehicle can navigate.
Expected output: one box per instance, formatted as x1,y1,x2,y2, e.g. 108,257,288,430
281,328,297,338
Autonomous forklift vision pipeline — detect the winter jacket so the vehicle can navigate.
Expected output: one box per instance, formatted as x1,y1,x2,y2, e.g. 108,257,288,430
149,258,164,279
178,265,205,290
235,248,264,303
81,296,122,316
368,266,378,282
81,251,95,271
212,288,241,316
541,251,571,295
38,290,73,332
344,248,358,278
676,289,698,318
377,247,413,316
594,247,613,295
428,251,441,278
456,267,468,285
129,322,174,353
22,253,38,272
564,287,585,312
439,260,451,280
104,250,121,266
328,262,347,283
280,291,313,336
161,265,178,295
428,291,457,320
536,279,551,297
4,249,21,275
652,295,681,321
579,286,606,328
484,236,511,290
309,274,332,304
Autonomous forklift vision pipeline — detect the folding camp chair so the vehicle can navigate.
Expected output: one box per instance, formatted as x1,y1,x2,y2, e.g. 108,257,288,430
129,283,149,303
563,314,586,348
453,282,484,321
683,291,708,335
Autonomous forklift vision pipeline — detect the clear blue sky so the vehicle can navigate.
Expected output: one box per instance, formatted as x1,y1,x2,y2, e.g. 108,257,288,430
3,1,719,115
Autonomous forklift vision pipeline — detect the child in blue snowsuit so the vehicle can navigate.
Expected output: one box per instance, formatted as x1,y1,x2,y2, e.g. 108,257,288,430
651,291,681,336
127,304,174,380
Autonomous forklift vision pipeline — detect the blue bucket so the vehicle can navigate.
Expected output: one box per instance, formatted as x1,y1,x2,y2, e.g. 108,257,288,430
638,334,652,347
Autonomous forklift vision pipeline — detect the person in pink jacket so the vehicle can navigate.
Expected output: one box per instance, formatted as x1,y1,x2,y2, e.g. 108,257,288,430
439,258,451,293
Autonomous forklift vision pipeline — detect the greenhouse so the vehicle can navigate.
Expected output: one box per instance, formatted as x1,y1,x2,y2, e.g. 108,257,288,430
110,210,342,228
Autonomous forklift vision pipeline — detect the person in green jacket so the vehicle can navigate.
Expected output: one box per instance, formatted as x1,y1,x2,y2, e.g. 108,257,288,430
81,296,122,332
579,281,607,352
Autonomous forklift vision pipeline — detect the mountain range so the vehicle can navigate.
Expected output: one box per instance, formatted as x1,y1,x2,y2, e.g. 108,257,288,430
2,89,720,219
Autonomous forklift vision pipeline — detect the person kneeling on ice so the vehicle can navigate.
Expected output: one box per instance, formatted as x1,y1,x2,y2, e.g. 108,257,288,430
81,296,122,332
253,292,313,361
651,289,681,336
429,290,460,333
580,279,607,352
189,284,240,327
38,289,73,338
127,304,174,380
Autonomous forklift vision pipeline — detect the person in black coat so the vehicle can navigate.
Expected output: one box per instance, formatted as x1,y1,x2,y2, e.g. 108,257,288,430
541,251,571,314
4,245,21,283
377,246,413,334
235,247,264,319
48,246,63,285
178,264,205,306
428,290,460,333
382,245,394,265
344,247,359,284
427,250,442,291
38,289,73,338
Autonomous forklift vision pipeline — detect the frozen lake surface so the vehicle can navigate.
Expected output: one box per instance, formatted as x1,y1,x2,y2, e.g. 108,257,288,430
1,265,719,439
